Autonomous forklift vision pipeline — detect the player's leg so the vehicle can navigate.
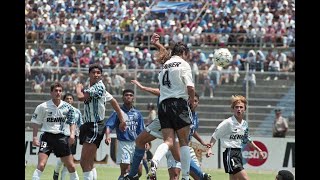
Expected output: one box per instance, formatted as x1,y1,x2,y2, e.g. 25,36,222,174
166,150,181,180
80,143,97,179
117,141,135,179
53,158,63,180
32,153,49,180
61,137,78,180
92,167,97,180
176,126,191,180
60,155,79,180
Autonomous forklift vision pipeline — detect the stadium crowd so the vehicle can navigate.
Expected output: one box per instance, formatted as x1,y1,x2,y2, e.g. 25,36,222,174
25,0,295,97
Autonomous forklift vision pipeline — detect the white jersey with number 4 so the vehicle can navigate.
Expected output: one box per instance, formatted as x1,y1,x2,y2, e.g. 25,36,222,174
158,55,194,103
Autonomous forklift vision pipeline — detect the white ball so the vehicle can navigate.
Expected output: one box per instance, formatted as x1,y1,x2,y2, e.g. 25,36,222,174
212,48,232,67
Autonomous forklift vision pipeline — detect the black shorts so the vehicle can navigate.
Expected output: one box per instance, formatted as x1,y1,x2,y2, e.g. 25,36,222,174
158,98,191,131
38,132,72,158
79,121,106,148
223,148,244,174
70,136,78,155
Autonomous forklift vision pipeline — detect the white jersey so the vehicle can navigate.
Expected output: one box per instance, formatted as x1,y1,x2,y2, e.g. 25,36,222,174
211,116,252,151
64,107,83,136
83,80,113,123
31,100,75,135
158,55,194,103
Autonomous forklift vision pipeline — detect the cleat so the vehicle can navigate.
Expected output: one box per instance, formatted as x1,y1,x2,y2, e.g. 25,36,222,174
53,171,59,180
203,173,212,180
147,160,157,180
123,173,139,180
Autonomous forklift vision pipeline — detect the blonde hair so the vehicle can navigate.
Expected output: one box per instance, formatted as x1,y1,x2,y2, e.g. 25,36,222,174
231,95,247,110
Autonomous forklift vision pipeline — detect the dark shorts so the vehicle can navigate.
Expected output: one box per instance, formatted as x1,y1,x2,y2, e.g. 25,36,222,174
38,132,72,158
158,98,191,131
70,136,78,155
79,121,106,148
223,148,244,174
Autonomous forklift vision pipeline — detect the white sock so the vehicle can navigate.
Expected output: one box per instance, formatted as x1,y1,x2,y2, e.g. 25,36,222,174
32,169,42,180
180,146,191,180
152,143,169,166
54,159,63,173
92,167,97,180
83,171,93,180
60,166,68,180
70,171,79,180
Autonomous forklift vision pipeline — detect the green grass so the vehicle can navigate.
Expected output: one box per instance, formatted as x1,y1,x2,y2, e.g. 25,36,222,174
25,164,277,180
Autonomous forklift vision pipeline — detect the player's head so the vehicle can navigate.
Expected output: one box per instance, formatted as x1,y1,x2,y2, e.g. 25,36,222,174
50,82,63,100
190,92,200,111
122,89,135,105
171,42,190,61
88,63,103,83
63,93,74,105
147,102,155,110
276,170,294,180
231,95,247,118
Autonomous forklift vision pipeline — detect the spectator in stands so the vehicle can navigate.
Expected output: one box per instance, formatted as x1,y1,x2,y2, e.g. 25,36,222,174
146,102,157,126
242,71,256,93
226,63,240,84
272,108,289,138
32,70,46,93
275,170,294,180
266,57,280,81
25,55,31,81
256,50,266,72
110,72,126,95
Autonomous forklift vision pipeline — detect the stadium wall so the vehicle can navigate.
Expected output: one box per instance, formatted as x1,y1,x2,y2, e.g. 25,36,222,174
25,132,294,172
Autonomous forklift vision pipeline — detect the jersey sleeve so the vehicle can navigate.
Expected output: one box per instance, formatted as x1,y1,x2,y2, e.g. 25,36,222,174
30,104,45,125
66,104,75,125
84,82,105,99
212,120,230,140
105,111,118,130
181,62,194,87
75,109,83,128
242,121,252,144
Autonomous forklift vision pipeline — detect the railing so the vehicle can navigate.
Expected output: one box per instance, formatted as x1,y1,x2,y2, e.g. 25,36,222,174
25,30,295,52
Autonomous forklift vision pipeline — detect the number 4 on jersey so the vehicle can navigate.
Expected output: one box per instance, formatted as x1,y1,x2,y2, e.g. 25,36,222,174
162,70,171,88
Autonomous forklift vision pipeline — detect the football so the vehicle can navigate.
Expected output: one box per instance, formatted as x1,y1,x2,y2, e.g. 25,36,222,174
212,48,232,67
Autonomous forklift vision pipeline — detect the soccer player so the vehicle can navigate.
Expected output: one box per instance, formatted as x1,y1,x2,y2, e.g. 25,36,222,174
52,93,96,180
156,41,195,180
275,170,294,180
105,89,145,180
31,82,79,180
75,63,126,180
206,95,264,180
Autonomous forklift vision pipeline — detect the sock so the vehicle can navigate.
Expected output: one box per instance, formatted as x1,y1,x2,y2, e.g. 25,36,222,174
83,171,93,180
152,143,169,166
180,146,191,180
32,169,42,180
70,171,79,180
190,159,203,180
54,159,63,173
128,146,145,177
92,167,97,180
118,175,124,180
60,166,68,180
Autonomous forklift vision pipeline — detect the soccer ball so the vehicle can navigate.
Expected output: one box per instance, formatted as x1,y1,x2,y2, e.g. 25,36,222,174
212,48,232,67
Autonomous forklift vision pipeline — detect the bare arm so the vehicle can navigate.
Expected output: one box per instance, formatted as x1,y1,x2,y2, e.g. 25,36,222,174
131,80,160,96
206,137,217,158
187,85,195,108
248,141,263,159
75,83,90,101
109,98,127,131
104,127,112,145
193,131,211,148
32,123,40,147
68,124,76,145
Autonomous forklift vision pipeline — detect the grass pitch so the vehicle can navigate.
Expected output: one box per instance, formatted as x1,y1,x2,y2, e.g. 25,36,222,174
25,164,277,179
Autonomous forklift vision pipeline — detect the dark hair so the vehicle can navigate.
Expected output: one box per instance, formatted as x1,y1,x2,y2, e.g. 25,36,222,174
277,170,294,180
122,89,134,96
147,102,155,109
50,82,63,92
89,63,103,73
171,42,190,57
63,93,74,101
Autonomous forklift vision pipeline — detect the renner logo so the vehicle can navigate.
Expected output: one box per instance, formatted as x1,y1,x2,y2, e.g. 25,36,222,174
242,141,268,166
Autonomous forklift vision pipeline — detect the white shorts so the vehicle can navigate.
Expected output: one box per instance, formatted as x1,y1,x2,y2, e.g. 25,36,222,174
116,140,136,164
165,150,181,169
145,117,163,139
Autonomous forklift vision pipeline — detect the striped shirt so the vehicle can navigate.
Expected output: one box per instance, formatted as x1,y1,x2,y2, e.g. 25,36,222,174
83,80,113,123
212,116,252,150
64,107,83,136
31,100,75,135
158,55,194,103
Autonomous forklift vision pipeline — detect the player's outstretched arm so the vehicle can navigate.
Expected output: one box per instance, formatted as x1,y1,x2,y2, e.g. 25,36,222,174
131,80,160,96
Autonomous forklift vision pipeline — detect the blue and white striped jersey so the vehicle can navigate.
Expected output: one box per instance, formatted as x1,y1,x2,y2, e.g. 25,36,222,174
106,105,145,142
211,116,252,150
83,80,113,123
31,100,75,135
188,111,199,141
64,107,83,136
